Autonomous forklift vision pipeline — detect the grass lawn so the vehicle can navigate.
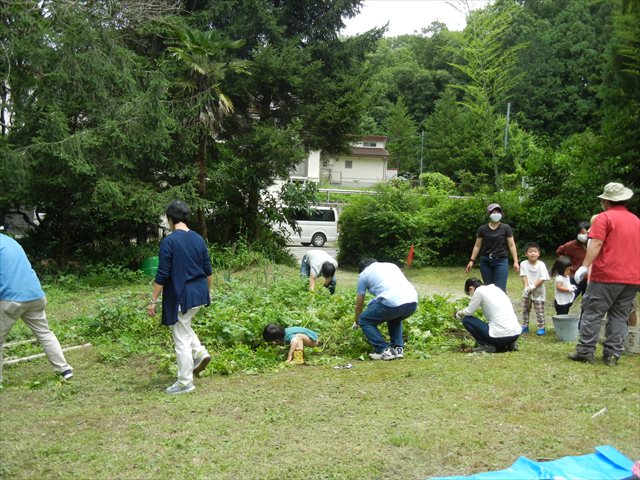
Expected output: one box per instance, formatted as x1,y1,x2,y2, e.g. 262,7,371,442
1,264,639,479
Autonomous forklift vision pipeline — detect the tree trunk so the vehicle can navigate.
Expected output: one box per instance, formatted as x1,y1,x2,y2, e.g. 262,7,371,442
197,135,208,240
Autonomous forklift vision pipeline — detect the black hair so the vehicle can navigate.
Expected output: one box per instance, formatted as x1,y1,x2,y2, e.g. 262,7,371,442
358,258,377,273
166,200,190,224
551,256,573,277
524,242,540,253
576,221,590,234
262,323,285,342
464,277,483,295
321,262,336,278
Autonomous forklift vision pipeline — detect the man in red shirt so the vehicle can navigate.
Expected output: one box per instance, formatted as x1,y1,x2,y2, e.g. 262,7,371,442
569,183,640,365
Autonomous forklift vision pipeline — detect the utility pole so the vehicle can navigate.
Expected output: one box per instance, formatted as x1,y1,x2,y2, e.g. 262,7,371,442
503,102,511,150
419,130,424,187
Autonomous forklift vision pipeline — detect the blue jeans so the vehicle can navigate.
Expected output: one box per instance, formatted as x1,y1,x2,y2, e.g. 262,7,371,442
479,256,509,292
300,255,336,293
358,300,417,353
462,316,519,352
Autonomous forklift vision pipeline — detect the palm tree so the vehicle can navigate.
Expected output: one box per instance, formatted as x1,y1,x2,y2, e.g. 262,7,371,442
169,27,250,239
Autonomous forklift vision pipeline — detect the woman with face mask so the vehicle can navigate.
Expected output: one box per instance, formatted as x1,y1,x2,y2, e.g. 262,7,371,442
555,221,591,300
465,203,520,292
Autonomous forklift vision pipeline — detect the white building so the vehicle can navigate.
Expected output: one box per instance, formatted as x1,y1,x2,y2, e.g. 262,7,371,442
289,135,393,188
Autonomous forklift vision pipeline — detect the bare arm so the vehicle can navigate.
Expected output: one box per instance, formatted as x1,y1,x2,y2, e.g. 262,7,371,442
466,237,483,273
507,236,520,273
308,272,317,291
353,294,366,326
147,282,164,316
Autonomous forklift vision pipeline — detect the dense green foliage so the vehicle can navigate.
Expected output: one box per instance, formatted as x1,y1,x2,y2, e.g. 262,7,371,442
337,181,534,266
13,274,465,375
1,0,638,269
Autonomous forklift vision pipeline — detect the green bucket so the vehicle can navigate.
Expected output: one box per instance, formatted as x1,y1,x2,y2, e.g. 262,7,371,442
140,256,159,278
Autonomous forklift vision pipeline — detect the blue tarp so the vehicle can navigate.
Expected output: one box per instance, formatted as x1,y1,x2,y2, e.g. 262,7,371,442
430,445,636,480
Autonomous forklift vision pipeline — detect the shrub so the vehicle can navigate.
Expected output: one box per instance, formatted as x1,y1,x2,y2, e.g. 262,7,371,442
77,276,469,374
337,183,526,266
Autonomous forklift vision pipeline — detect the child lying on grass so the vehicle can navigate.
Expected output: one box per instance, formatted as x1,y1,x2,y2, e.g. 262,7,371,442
262,323,319,364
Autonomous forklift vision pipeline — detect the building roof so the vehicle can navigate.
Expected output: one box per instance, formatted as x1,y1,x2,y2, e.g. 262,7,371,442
360,135,388,142
350,147,389,157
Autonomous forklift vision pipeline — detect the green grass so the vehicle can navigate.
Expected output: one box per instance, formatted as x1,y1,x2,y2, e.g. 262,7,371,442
1,265,639,479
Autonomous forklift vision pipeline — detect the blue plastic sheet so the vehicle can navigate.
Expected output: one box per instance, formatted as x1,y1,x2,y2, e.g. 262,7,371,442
430,445,635,480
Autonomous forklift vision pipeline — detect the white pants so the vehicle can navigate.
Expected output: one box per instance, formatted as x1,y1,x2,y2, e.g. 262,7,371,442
0,297,72,383
170,306,206,385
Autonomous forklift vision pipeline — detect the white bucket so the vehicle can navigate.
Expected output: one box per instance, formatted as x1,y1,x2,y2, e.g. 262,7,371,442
624,325,640,354
552,314,580,342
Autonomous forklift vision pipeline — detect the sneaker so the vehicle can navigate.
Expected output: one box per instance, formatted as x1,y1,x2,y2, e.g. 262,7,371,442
292,349,305,365
472,344,496,353
369,348,395,361
506,341,519,352
603,355,619,366
165,382,195,395
193,350,211,377
393,346,404,359
61,369,74,380
568,351,595,365
536,328,546,336
521,326,529,334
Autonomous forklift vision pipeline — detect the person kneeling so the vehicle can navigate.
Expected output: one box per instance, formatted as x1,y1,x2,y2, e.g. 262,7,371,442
455,278,521,353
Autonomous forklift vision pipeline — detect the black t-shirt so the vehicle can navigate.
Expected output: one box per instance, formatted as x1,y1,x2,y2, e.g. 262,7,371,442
477,223,513,258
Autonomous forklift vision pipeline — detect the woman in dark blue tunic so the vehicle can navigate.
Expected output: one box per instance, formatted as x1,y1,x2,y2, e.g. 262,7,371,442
148,200,213,394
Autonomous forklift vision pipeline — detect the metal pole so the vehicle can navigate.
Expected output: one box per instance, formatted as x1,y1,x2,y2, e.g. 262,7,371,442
419,130,424,186
503,102,511,150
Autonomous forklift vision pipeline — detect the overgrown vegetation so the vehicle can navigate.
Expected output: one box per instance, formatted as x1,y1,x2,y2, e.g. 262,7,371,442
39,277,466,376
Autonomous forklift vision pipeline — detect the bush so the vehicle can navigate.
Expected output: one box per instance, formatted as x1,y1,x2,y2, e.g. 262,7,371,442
77,276,469,375
337,183,526,266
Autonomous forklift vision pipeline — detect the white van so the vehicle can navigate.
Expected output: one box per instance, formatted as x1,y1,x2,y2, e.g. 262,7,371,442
282,206,339,247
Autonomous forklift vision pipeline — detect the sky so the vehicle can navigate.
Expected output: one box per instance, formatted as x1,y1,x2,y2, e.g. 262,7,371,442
341,0,490,37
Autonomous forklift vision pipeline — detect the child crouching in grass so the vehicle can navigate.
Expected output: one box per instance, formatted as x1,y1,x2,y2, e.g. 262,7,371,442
262,323,319,364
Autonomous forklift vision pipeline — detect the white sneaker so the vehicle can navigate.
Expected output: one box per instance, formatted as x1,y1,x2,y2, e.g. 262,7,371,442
393,346,404,359
193,350,211,377
61,369,74,380
369,348,395,361
165,382,195,395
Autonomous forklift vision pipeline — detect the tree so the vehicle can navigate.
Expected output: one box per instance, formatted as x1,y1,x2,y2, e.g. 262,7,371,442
448,1,527,189
384,96,419,176
168,27,250,238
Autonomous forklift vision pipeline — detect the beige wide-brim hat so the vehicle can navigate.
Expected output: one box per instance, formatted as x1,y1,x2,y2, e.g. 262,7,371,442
597,182,634,202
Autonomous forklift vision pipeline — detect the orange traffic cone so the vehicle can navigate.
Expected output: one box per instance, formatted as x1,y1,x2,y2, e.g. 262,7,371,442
406,245,415,268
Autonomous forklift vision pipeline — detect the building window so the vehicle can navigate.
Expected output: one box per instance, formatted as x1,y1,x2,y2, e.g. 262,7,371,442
345,160,353,169
362,141,377,147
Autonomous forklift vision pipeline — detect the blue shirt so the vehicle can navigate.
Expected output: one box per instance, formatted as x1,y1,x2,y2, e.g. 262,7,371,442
357,262,418,307
155,230,213,326
0,234,45,302
284,327,319,344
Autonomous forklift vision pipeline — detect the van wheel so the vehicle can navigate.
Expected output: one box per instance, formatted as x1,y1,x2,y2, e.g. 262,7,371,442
311,233,326,247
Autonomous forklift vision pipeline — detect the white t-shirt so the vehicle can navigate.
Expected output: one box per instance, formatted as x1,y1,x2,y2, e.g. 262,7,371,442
357,262,418,307
461,284,521,338
555,275,574,305
519,260,550,301
305,250,337,278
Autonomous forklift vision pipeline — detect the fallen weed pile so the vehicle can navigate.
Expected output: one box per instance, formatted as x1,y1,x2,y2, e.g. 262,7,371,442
63,276,469,375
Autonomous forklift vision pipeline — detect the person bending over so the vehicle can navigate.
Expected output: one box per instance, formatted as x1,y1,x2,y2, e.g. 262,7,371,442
263,323,319,364
300,250,338,294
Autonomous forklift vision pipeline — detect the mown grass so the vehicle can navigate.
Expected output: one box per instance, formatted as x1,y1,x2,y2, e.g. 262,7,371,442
1,264,638,480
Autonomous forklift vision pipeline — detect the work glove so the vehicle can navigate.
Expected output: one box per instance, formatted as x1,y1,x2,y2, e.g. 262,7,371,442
455,310,465,320
570,284,578,292
574,266,588,284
